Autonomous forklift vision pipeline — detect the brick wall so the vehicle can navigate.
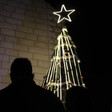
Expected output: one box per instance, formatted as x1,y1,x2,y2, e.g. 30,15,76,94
0,0,61,90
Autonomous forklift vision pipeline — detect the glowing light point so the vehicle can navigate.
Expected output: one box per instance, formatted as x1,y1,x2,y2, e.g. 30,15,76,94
77,60,80,63
82,83,86,87
53,4,75,23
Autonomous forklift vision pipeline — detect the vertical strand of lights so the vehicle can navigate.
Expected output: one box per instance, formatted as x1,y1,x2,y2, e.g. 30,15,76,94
49,58,55,82
77,61,85,87
42,77,46,87
47,48,58,90
53,54,58,94
47,59,55,90
53,46,59,94
54,57,58,94
46,61,52,83
61,36,71,88
59,39,62,101
52,52,57,94
64,37,76,86
59,60,62,100
60,35,69,90
66,36,80,86
45,60,53,85
56,36,61,97
53,58,57,94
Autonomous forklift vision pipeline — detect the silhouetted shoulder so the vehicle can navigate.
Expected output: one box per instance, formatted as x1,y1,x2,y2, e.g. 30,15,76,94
65,86,93,112
0,82,65,112
35,86,65,112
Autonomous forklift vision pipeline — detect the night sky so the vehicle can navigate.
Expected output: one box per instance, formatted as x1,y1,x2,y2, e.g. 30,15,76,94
45,0,112,111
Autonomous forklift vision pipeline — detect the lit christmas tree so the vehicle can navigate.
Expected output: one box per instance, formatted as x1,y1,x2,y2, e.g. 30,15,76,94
42,4,86,102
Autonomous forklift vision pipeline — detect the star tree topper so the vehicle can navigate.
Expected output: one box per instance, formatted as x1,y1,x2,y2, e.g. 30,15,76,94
53,4,75,23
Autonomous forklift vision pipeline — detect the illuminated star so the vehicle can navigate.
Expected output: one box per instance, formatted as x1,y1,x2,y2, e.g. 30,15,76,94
53,4,75,23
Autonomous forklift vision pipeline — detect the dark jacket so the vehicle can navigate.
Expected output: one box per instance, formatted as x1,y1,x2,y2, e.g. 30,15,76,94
0,81,65,112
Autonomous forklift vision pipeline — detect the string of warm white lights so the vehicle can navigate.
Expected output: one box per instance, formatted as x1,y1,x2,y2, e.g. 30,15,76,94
42,4,85,102
64,35,76,86
67,35,80,86
42,28,85,102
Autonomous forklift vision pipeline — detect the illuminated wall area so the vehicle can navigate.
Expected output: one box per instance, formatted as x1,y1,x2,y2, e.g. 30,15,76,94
0,0,61,90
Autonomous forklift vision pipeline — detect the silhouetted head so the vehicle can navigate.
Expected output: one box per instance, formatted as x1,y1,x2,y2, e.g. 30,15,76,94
10,58,34,83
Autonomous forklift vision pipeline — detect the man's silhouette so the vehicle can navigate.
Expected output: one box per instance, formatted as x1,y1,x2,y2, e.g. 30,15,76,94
0,58,65,112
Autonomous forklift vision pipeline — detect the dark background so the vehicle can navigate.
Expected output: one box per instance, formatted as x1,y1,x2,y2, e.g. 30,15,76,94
45,0,111,112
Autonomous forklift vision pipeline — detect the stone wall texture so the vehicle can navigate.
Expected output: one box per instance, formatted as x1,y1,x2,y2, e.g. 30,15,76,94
0,0,61,89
